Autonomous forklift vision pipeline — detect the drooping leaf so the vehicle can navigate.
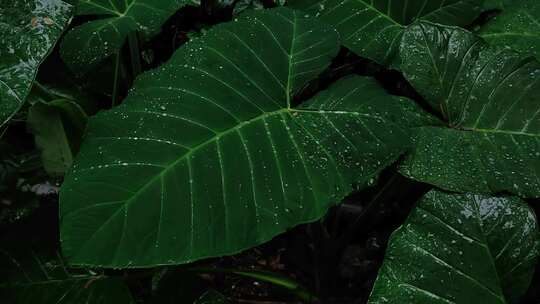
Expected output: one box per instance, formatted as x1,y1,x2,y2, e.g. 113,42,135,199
0,231,134,303
27,99,88,177
60,0,191,74
0,0,73,127
369,190,539,304
480,0,540,60
288,0,483,65
60,8,412,267
398,22,540,198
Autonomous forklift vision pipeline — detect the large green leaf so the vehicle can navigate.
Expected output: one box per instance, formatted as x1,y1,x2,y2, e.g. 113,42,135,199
60,8,412,267
60,0,191,74
0,237,134,303
369,190,539,304
398,22,540,198
480,0,540,60
288,0,482,65
0,0,73,127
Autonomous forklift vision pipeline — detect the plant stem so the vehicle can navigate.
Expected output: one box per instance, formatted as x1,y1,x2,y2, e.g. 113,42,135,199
127,31,142,80
189,267,317,302
112,51,122,107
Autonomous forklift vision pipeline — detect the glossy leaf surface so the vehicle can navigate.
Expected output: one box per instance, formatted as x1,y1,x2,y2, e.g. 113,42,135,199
288,0,482,65
60,8,411,267
60,0,190,74
480,0,540,60
399,22,540,198
369,190,539,304
0,0,73,127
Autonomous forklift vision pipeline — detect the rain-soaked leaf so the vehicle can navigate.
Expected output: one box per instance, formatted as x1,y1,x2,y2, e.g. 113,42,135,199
0,0,73,127
60,8,412,267
288,0,483,65
369,190,539,304
0,228,134,303
60,0,192,74
480,0,540,60
398,22,540,198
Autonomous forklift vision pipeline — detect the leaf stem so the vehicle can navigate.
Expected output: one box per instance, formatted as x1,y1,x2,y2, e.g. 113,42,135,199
112,51,122,107
127,31,142,80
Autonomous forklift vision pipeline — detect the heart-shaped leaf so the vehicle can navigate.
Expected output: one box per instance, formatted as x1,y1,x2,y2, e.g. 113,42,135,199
0,0,73,127
480,0,540,60
60,0,191,74
398,22,540,198
60,8,412,267
369,190,539,304
288,0,482,65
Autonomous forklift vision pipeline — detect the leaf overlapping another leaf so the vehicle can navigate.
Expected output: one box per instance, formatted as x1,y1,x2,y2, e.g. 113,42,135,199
398,22,540,198
288,0,483,65
60,8,412,267
0,0,73,127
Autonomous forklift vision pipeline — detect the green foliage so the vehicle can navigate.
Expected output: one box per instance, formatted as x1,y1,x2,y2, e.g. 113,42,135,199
288,0,483,65
1,0,540,302
60,7,411,267
369,190,539,304
398,22,540,198
60,0,192,74
0,0,73,127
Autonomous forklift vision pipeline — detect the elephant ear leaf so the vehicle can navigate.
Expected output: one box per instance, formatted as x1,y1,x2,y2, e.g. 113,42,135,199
60,7,412,268
480,0,540,60
398,22,540,198
288,0,483,65
369,190,539,304
0,0,73,127
60,0,191,74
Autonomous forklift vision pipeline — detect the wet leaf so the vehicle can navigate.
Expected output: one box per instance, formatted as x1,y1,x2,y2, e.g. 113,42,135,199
480,0,540,60
60,8,412,267
398,22,540,198
60,0,192,74
288,0,482,65
369,190,539,304
0,0,73,127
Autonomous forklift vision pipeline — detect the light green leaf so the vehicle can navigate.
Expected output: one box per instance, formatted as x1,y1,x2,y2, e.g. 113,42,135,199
288,0,483,65
60,8,411,267
0,239,134,303
60,0,191,74
0,0,73,127
398,22,540,198
480,0,540,60
27,99,87,177
369,190,539,304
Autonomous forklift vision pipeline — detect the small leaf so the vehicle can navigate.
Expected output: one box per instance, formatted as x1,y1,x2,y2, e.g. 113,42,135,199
60,8,412,267
194,290,229,304
398,22,540,198
0,0,73,127
480,0,540,60
288,0,483,65
27,99,87,177
60,0,192,74
369,190,539,304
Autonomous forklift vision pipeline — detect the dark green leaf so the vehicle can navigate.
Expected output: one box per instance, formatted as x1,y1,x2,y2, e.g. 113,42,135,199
27,99,87,177
480,0,540,60
369,190,539,304
0,0,73,127
60,8,411,267
288,0,483,65
60,0,191,74
398,22,540,198
194,290,229,304
0,238,134,303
